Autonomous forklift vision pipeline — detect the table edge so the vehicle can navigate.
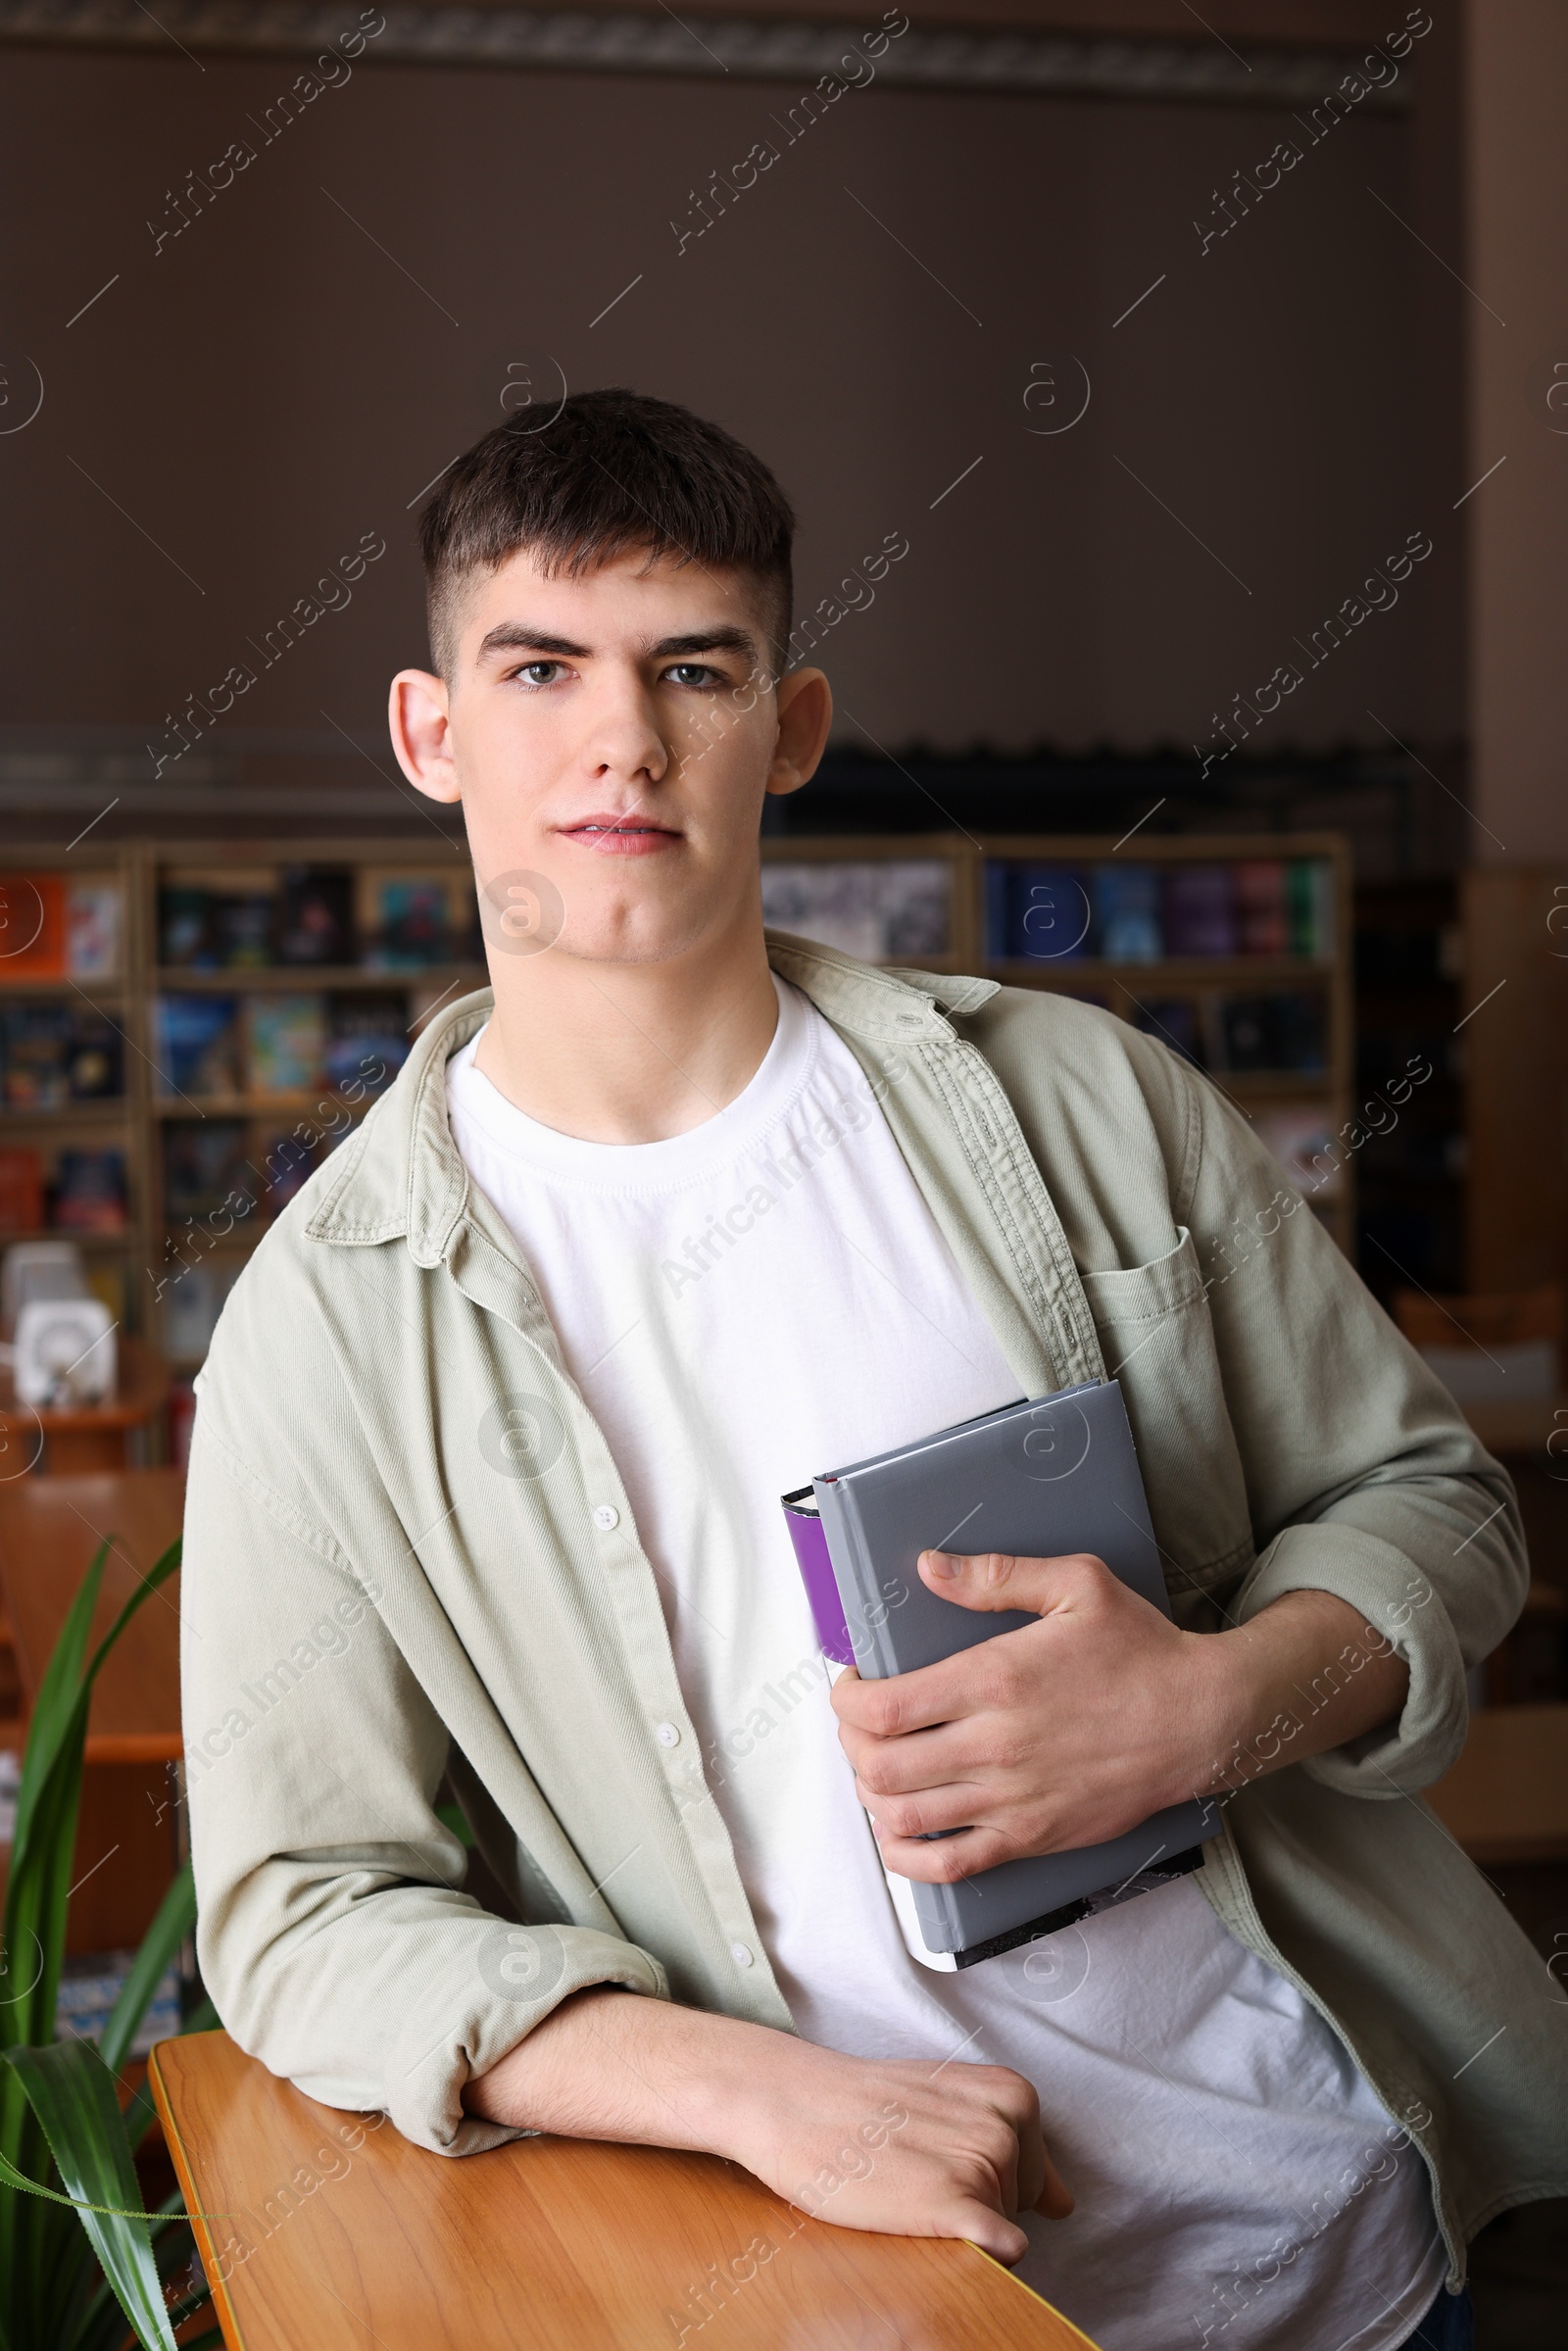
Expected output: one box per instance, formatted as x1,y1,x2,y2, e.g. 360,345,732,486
147,2038,248,2351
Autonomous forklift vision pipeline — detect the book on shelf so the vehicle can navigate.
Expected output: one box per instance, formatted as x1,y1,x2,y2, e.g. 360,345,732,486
1163,863,1237,957
256,1127,317,1210
1129,998,1205,1067
0,1147,44,1234
278,866,356,966
1286,859,1335,957
1233,861,1289,956
0,874,65,976
1004,864,1092,962
163,1120,254,1221
1,1004,122,1106
155,996,242,1098
760,860,950,962
64,1012,122,1100
324,995,412,1094
216,891,277,968
244,993,327,1096
982,854,1336,967
4,1004,74,1107
162,1260,243,1365
1216,991,1327,1074
66,880,122,977
160,870,278,969
360,870,465,969
983,860,1010,958
1093,862,1162,960
52,1148,128,1233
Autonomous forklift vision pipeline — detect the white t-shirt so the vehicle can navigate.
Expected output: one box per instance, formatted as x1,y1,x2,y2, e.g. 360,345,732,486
447,978,1446,2351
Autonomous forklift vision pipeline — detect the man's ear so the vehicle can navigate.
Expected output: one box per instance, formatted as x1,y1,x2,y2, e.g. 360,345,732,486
765,667,833,799
389,668,461,804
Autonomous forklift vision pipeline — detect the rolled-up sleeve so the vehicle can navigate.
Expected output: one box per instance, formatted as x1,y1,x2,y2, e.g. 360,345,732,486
181,1423,669,2156
1183,1074,1526,1795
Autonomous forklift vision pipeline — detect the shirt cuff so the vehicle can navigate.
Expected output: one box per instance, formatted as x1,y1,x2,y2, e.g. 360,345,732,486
1230,1521,1468,1795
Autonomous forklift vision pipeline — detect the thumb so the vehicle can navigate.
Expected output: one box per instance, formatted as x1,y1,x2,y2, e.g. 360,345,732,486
917,1548,1067,1616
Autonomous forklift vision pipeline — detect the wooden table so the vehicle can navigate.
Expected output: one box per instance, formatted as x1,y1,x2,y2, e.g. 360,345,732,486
150,2032,1099,2351
0,1333,171,1475
0,1466,184,1948
1425,1703,1568,1863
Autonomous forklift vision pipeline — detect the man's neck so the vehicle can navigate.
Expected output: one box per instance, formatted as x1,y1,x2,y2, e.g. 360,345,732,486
471,925,781,1145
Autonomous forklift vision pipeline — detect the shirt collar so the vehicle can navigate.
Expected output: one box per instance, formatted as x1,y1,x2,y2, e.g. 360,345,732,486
305,929,1000,1259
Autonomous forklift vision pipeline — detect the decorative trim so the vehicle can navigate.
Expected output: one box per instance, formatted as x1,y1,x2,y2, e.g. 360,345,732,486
0,0,1408,106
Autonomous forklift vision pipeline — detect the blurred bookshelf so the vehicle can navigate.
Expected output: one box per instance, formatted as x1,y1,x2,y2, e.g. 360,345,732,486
760,832,1355,1253
2,831,1355,1440
1,842,483,1437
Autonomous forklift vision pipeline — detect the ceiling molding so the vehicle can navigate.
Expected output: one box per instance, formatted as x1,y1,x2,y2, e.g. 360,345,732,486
0,0,1409,104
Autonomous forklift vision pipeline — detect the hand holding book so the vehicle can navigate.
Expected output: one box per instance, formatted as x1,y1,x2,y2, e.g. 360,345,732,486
830,1543,1224,1886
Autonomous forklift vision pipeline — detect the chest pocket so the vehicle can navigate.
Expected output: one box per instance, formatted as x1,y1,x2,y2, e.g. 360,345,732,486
1078,1228,1253,1604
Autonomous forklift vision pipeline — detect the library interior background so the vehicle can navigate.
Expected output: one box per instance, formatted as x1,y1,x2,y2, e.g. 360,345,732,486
0,0,1564,2341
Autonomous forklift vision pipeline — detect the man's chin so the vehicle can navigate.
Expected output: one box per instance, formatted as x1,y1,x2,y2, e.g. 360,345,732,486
524,910,719,973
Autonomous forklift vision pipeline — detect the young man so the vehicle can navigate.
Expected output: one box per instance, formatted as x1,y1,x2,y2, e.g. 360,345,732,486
184,389,1563,2350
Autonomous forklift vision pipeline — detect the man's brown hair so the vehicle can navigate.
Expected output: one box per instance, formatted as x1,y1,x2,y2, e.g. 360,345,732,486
418,386,795,677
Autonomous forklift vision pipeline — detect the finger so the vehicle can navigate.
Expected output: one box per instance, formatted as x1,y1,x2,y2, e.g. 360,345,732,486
1033,2151,1075,2221
919,1548,1102,1617
1004,2084,1046,2217
949,2200,1030,2266
829,1646,995,1738
872,1823,1016,1883
837,1717,976,1790
855,1773,992,1838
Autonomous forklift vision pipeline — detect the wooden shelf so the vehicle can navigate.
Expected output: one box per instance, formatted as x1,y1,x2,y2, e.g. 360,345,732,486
153,1094,377,1119
986,955,1335,987
0,1225,143,1249
0,1100,132,1124
0,976,125,999
154,964,485,993
161,1226,267,1253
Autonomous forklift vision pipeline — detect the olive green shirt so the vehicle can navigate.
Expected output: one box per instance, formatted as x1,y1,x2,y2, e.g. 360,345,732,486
183,936,1567,2285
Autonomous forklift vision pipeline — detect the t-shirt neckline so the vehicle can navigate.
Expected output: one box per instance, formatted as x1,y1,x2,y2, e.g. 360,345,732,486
446,973,823,1194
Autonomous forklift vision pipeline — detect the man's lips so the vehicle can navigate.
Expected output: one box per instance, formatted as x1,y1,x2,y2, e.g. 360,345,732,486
558,815,682,857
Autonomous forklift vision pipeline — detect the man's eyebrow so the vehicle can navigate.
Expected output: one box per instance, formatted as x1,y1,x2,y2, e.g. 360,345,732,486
475,623,590,661
473,622,760,664
645,627,759,659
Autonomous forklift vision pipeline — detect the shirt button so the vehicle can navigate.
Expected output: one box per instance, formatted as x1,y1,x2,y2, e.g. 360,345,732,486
655,1721,680,1747
730,1941,754,1969
592,1503,620,1531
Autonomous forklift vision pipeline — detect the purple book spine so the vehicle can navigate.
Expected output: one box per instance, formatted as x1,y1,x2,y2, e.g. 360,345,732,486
781,1497,856,1667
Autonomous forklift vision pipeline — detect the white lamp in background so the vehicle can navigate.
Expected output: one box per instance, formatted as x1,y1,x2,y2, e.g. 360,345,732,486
14,1298,117,1406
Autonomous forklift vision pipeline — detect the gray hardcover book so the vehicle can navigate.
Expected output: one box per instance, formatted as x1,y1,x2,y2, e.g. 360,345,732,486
810,1381,1218,1968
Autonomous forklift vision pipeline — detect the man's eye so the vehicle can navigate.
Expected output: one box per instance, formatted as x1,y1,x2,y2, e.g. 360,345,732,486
663,662,715,688
517,661,564,686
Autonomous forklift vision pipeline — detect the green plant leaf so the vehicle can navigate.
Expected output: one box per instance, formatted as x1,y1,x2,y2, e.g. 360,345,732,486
100,1864,195,2081
7,1542,110,1874
2,2040,177,2351
0,1534,182,2335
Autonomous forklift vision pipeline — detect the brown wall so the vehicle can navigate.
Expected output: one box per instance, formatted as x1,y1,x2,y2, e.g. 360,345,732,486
1465,0,1568,863
0,39,1459,761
